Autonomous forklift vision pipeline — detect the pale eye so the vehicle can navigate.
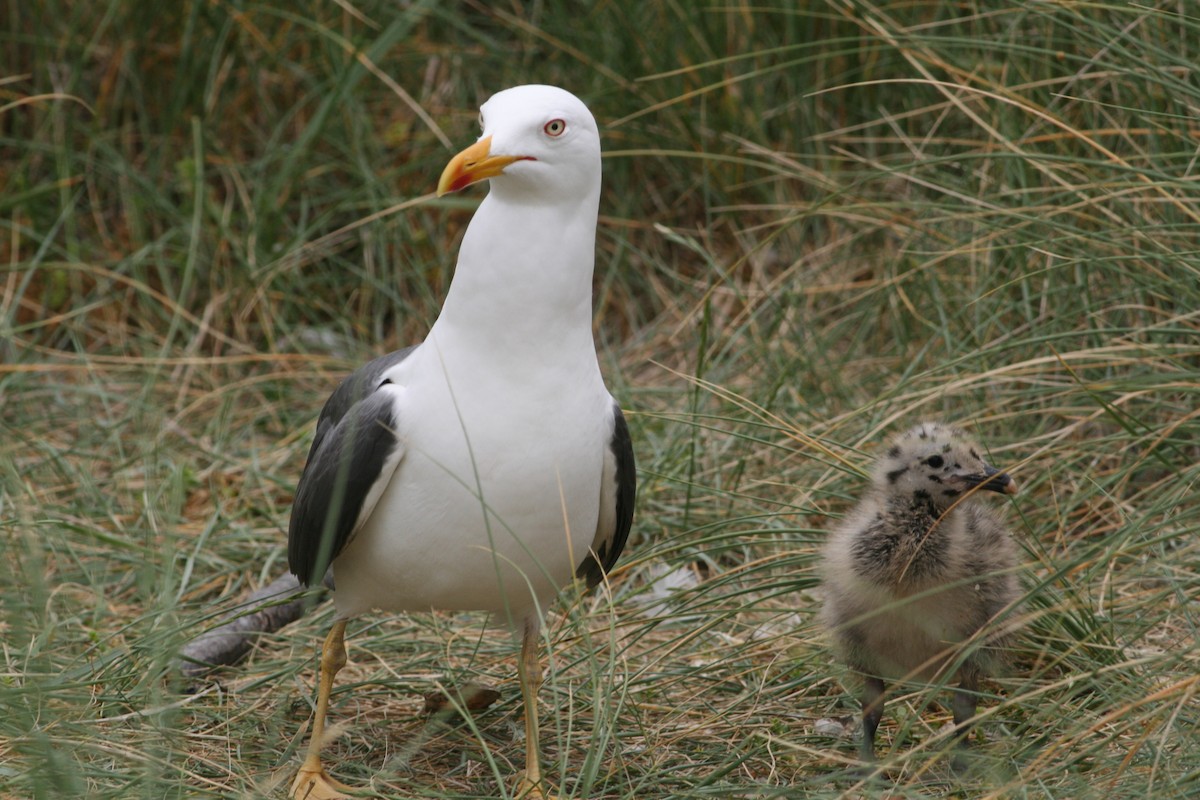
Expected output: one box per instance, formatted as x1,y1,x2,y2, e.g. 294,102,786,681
543,118,566,137
478,113,485,131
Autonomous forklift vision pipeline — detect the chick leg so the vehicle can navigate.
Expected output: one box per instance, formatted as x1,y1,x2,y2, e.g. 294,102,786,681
859,675,886,762
949,672,979,772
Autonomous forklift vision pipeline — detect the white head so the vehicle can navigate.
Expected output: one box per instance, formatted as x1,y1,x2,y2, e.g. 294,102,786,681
873,422,1018,509
437,84,601,205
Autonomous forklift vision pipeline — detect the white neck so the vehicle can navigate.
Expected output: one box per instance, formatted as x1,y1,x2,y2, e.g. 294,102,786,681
428,185,601,370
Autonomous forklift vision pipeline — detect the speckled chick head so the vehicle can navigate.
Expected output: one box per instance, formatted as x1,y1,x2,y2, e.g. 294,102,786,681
873,422,1018,509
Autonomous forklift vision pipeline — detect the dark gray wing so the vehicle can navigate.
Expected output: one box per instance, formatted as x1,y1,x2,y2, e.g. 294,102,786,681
287,346,416,586
577,402,636,588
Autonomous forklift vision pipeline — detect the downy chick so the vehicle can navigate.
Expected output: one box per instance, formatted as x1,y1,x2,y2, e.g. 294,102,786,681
821,422,1020,765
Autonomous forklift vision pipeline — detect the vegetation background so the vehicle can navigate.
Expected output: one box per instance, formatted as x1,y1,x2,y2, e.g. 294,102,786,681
2,1,1198,797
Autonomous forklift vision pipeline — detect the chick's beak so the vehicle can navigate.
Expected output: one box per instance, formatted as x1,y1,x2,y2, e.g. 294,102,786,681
972,465,1018,495
437,135,533,197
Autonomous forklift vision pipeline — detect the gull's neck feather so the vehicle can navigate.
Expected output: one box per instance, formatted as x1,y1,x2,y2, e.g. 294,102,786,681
428,184,601,369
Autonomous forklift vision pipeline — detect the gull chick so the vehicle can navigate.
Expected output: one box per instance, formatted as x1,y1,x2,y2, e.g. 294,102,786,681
821,422,1020,766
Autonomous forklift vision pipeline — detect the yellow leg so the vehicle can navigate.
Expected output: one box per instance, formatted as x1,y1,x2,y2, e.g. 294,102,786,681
291,620,356,800
516,619,560,800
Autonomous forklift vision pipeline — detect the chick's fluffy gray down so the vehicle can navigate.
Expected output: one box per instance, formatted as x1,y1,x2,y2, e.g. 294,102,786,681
821,422,1020,685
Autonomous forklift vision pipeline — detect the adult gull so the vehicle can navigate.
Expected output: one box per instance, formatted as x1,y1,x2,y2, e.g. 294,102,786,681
286,84,636,800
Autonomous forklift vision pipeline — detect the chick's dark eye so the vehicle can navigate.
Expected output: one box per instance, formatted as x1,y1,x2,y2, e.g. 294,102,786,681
544,118,566,137
926,455,944,469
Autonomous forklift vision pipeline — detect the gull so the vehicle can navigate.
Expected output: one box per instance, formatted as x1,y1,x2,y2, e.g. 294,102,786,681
821,422,1019,768
285,84,636,800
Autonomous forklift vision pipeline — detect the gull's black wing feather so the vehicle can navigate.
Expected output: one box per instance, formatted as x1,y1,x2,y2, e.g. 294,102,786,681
577,402,636,588
287,347,416,586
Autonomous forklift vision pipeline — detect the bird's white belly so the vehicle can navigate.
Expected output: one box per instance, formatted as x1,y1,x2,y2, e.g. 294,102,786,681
330,374,606,624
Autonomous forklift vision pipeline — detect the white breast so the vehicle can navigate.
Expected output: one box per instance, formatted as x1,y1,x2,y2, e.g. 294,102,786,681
329,338,609,625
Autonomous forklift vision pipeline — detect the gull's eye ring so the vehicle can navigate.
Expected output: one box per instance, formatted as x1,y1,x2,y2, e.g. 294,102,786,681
478,113,485,131
544,118,566,137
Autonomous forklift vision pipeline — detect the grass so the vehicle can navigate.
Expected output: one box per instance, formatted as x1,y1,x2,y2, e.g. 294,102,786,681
3,0,1199,797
